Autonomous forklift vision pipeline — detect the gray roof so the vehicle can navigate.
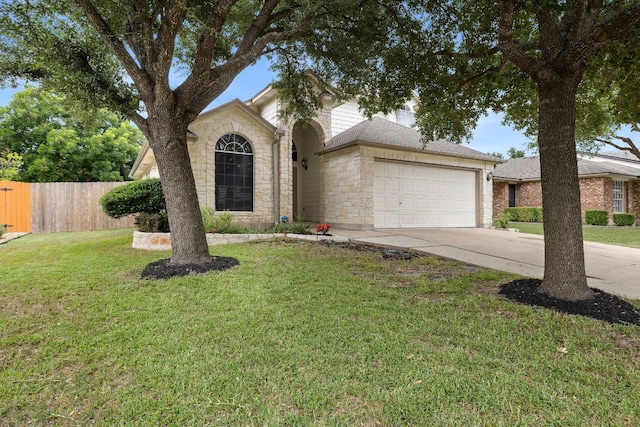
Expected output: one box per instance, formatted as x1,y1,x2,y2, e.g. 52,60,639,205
318,117,502,162
594,150,640,163
494,156,640,181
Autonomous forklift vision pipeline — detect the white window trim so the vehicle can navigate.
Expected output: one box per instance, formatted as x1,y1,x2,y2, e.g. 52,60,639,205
612,180,626,213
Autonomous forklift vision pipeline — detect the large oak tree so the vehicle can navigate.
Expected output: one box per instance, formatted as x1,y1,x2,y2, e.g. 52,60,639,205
0,0,400,265
295,0,640,301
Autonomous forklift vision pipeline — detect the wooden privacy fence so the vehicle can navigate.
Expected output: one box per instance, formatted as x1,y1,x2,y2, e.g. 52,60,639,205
0,181,135,233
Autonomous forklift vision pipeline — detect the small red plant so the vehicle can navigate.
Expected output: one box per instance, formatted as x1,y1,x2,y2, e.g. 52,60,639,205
315,223,331,235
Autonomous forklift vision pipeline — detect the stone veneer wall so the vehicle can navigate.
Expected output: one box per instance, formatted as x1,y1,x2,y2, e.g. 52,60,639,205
187,105,276,228
319,146,367,229
277,104,333,223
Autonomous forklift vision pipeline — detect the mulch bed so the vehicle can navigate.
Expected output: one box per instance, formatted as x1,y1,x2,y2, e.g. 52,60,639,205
141,256,239,280
499,279,640,326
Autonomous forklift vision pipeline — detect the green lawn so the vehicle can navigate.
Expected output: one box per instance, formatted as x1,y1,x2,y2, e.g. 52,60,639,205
513,222,640,248
2,230,640,426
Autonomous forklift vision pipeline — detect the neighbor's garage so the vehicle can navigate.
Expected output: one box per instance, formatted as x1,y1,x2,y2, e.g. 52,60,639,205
373,161,477,228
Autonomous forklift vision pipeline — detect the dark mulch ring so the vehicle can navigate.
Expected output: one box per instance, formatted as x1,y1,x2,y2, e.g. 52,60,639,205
500,279,640,326
141,256,239,280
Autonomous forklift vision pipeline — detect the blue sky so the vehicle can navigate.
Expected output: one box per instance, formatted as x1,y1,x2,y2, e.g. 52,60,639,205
0,58,533,158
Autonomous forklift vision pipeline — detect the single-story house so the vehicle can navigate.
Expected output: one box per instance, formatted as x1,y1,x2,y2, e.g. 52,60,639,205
493,152,640,223
130,85,501,230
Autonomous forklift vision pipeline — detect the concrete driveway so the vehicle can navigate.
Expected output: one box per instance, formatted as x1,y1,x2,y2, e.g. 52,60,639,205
332,227,640,299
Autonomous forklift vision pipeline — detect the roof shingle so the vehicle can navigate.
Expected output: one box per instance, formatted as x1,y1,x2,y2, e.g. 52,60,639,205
494,156,640,180
318,117,502,162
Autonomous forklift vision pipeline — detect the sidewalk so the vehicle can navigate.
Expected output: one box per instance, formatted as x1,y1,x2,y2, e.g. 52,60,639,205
332,227,640,299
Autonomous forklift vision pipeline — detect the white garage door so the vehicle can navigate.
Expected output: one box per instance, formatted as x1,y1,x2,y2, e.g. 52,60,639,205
374,161,477,228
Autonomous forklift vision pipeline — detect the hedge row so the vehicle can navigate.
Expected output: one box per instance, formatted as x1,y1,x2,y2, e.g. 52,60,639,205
501,207,636,226
584,210,636,226
584,210,609,226
502,207,543,222
613,213,635,226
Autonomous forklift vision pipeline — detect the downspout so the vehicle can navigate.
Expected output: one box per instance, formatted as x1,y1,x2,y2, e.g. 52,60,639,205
273,128,286,226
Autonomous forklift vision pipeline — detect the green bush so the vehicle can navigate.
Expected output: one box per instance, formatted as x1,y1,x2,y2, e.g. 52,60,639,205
272,221,312,234
0,224,5,238
503,207,543,222
134,212,170,232
202,209,244,233
99,179,166,218
493,212,513,229
585,210,609,226
100,179,168,232
613,213,635,226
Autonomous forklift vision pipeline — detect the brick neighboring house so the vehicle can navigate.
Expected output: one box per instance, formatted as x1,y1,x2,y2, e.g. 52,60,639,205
493,152,640,224
130,84,501,230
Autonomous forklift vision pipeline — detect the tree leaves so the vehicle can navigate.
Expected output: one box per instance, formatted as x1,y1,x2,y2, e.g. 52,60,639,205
0,87,143,182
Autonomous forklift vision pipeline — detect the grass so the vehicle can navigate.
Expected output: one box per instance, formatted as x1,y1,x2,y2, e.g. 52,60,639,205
513,222,640,248
1,229,640,426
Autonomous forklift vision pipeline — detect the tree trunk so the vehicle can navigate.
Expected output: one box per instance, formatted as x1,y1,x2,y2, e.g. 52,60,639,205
146,114,211,266
536,71,594,301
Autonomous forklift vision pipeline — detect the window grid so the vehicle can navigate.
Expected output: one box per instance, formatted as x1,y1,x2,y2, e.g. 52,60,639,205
613,180,625,213
215,134,253,212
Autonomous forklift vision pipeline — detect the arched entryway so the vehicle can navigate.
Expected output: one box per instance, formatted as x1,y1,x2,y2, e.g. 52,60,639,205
292,120,324,222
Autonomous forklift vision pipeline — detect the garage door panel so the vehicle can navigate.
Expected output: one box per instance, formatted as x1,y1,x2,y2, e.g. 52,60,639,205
374,161,476,228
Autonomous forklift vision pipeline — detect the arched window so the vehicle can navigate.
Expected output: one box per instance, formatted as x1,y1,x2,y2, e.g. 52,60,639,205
215,134,253,211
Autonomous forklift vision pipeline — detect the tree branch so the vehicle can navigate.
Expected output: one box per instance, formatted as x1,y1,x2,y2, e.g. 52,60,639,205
192,0,242,76
592,2,640,43
72,0,153,98
595,135,640,160
496,0,541,77
454,59,509,94
153,0,188,79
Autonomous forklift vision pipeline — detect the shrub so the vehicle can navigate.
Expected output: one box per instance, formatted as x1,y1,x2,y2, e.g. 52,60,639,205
493,212,513,229
585,210,609,226
99,179,166,218
202,209,244,233
272,221,312,234
503,207,543,222
100,179,168,232
613,213,635,226
0,224,5,238
135,212,170,232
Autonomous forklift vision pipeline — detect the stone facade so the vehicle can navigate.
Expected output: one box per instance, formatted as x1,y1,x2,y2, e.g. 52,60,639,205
319,146,367,228
187,101,277,228
131,89,498,230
